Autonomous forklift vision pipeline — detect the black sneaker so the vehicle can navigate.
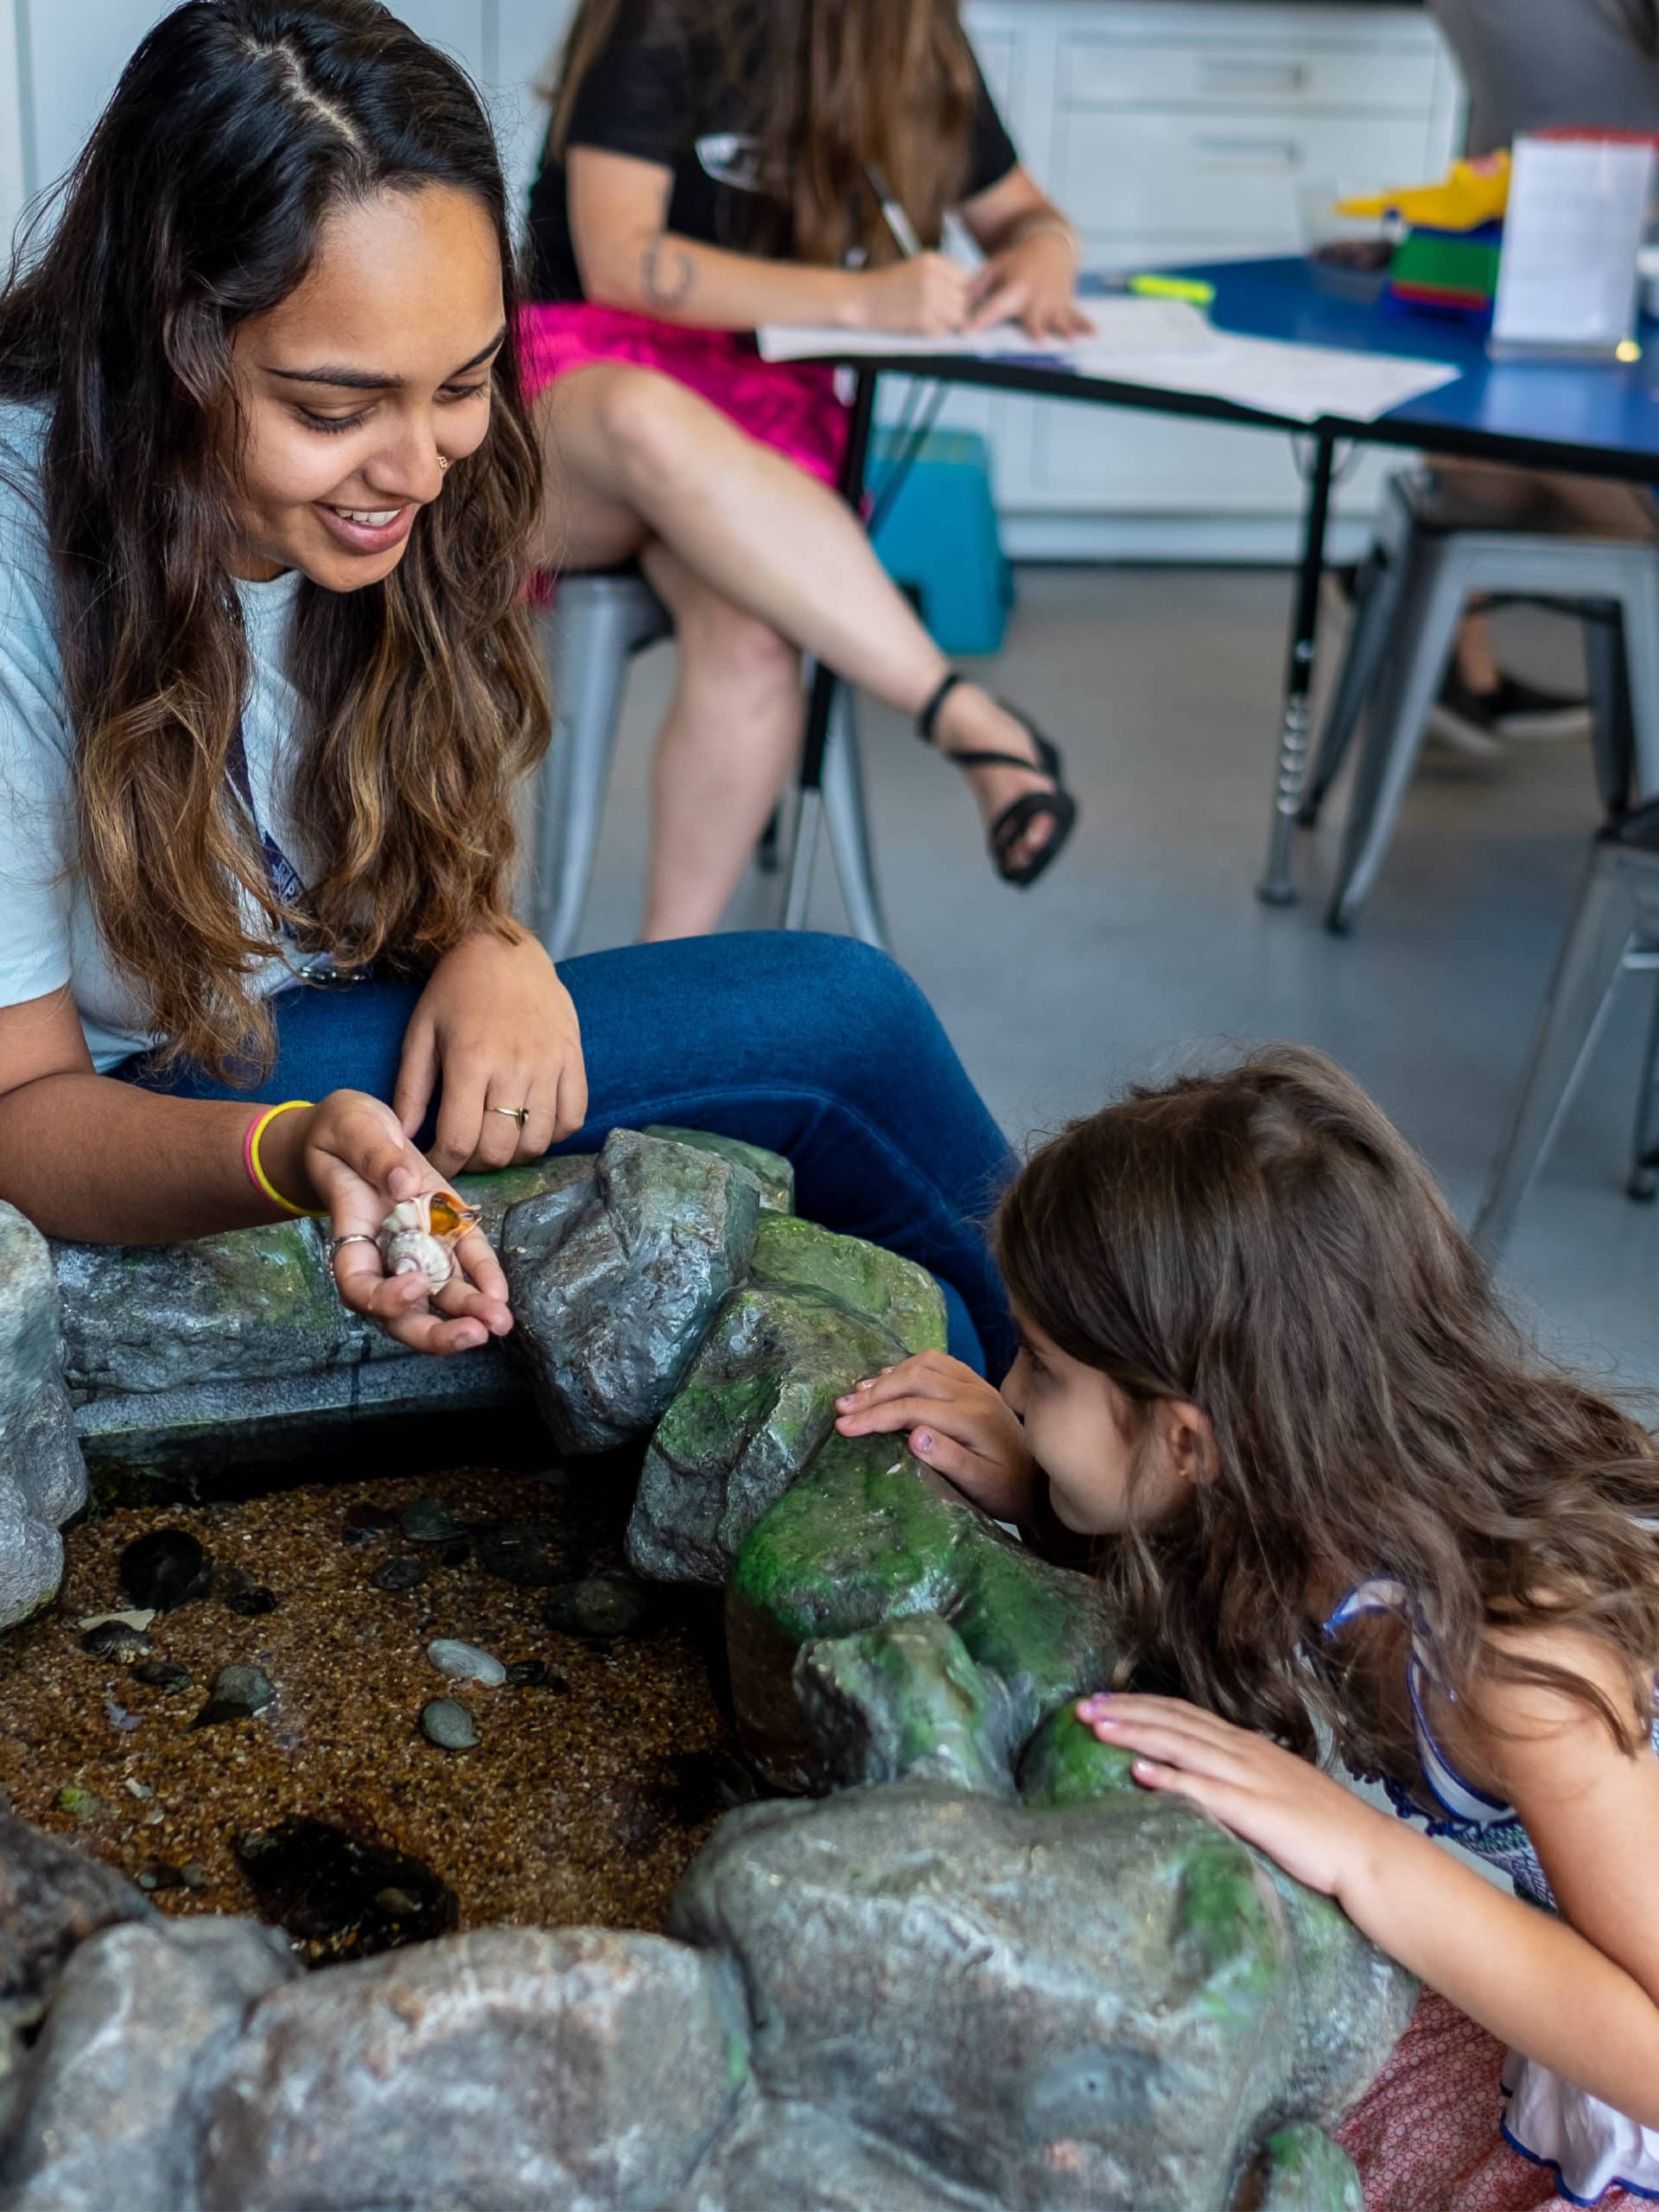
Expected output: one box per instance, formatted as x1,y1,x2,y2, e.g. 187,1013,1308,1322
1487,671,1592,741
1427,669,1504,759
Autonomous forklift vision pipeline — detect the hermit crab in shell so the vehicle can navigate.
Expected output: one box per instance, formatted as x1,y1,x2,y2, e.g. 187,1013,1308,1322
375,1191,482,1294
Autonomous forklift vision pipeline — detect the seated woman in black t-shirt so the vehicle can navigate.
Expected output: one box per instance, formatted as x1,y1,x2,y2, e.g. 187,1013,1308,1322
521,0,1093,939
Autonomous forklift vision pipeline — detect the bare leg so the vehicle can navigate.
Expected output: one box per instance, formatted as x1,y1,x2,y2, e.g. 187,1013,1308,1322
535,364,1063,873
637,541,804,941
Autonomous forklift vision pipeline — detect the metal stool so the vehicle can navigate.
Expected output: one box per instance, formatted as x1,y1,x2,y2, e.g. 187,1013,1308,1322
525,567,889,961
1298,469,1659,935
1473,794,1659,1256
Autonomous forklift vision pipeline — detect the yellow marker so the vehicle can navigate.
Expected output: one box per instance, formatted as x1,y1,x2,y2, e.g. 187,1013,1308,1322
1618,337,1643,364
1128,273,1217,307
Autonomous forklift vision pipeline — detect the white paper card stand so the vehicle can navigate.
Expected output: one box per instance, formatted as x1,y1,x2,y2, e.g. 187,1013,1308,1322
1492,134,1655,359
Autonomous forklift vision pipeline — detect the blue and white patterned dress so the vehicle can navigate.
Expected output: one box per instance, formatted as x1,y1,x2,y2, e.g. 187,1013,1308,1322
1325,1578,1659,2207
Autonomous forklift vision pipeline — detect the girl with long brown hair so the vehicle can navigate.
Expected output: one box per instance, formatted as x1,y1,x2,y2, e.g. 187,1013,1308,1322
523,0,1092,938
837,1045,1659,2209
0,0,1018,1382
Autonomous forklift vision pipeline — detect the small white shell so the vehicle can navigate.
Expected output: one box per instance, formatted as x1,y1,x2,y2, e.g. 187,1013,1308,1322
375,1191,481,1296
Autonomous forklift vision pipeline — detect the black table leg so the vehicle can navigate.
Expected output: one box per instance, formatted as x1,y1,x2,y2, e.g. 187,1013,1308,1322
1257,425,1337,906
783,368,880,930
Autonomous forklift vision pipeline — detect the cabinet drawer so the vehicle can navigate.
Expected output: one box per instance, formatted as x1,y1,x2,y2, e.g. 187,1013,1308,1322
1056,111,1436,242
1056,32,1441,117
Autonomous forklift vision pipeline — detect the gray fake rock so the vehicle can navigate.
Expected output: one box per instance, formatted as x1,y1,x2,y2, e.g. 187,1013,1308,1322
194,1926,747,2212
627,1284,906,1586
672,1783,1414,2212
683,2097,974,2212
747,1213,947,1357
503,1128,762,1454
51,1219,349,1395
644,1126,794,1215
0,1204,86,1627
794,1615,1020,1797
0,1802,153,2141
4,1916,298,2212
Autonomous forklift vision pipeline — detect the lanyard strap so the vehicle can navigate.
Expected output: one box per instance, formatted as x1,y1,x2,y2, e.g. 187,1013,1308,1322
226,715,308,918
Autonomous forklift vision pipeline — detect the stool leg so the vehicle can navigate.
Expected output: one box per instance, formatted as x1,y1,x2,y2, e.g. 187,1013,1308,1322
1472,848,1637,1257
1325,543,1466,935
1300,540,1410,827
1583,603,1633,818
823,689,890,952
1615,560,1659,803
1627,972,1659,1200
531,596,635,962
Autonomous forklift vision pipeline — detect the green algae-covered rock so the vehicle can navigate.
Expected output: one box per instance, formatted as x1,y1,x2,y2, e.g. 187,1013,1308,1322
644,1126,794,1215
727,1429,1116,1788
52,1222,348,1396
627,1285,907,1586
794,1615,1020,1797
1017,1702,1141,1806
503,1129,761,1454
747,1215,946,1357
671,1782,1414,2212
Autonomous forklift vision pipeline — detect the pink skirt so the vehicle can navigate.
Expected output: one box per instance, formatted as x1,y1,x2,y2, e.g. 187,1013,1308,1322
1335,1993,1638,2210
517,302,852,489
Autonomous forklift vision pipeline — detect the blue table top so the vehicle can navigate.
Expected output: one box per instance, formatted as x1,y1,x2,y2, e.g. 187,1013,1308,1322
1176,256,1659,474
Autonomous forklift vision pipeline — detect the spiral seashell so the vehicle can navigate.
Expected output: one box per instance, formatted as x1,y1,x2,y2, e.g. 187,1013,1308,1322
375,1190,482,1295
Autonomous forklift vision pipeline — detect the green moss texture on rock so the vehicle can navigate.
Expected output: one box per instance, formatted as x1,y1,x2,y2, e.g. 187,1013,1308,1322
726,1430,1116,1789
793,1615,1020,1796
628,1286,908,1586
747,1215,946,1357
643,1127,795,1215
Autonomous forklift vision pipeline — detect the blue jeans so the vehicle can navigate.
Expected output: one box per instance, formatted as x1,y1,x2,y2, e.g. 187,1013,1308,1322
116,932,1015,1376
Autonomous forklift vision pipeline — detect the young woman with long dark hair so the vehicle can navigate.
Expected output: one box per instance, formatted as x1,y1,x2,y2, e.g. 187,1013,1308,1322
0,0,1014,1378
524,0,1092,938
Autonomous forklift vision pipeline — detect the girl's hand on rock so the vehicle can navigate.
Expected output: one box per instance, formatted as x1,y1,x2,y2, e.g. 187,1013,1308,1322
279,1090,513,1358
394,925,588,1179
835,1349,1039,1521
1073,1694,1390,1902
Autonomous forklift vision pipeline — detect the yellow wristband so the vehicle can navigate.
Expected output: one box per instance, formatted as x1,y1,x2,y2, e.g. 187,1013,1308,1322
245,1100,320,1217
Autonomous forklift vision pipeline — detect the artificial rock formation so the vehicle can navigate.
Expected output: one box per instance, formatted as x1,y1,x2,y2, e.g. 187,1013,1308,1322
0,1206,86,1628
0,1127,1416,2210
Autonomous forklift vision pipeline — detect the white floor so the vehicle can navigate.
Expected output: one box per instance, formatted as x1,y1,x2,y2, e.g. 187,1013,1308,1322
566,564,1659,1394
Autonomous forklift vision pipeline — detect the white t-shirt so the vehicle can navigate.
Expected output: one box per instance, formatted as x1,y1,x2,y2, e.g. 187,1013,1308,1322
0,400,319,1071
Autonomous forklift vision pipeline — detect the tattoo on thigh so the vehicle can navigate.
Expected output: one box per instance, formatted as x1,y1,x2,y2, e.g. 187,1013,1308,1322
642,233,696,308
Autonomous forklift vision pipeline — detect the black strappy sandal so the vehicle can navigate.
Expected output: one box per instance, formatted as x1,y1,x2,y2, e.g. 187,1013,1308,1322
916,671,1079,889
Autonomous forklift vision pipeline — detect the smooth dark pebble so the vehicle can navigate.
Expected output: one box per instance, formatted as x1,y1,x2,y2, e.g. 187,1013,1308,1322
474,1523,563,1586
543,1574,652,1641
437,1538,471,1567
118,1529,213,1612
505,1659,550,1687
370,1556,427,1593
181,1863,213,1890
189,1663,275,1729
79,1621,151,1661
401,1498,465,1545
419,1697,477,1751
342,1502,399,1534
237,1817,456,1961
224,1586,278,1617
137,1862,185,1892
131,1659,193,1694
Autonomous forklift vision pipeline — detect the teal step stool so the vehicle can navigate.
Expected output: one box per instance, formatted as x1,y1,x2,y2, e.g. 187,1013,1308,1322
869,427,1014,656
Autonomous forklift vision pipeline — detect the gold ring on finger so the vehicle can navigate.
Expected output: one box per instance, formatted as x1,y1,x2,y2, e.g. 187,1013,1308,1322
491,1105,531,1128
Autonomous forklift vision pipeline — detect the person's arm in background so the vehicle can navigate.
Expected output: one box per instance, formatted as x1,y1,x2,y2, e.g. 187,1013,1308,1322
566,145,976,335
958,164,1093,338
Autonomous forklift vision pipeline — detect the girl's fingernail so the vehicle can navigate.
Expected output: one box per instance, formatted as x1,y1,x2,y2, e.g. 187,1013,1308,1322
1093,1713,1121,1731
837,1394,855,1408
855,1378,874,1392
1134,1758,1157,1777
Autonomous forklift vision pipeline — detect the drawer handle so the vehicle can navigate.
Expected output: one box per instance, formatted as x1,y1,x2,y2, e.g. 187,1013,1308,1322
1193,137,1303,172
1198,59,1308,94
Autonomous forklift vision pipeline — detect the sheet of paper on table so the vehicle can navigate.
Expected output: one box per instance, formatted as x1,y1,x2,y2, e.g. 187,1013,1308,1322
759,298,1461,424
756,296,1221,363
